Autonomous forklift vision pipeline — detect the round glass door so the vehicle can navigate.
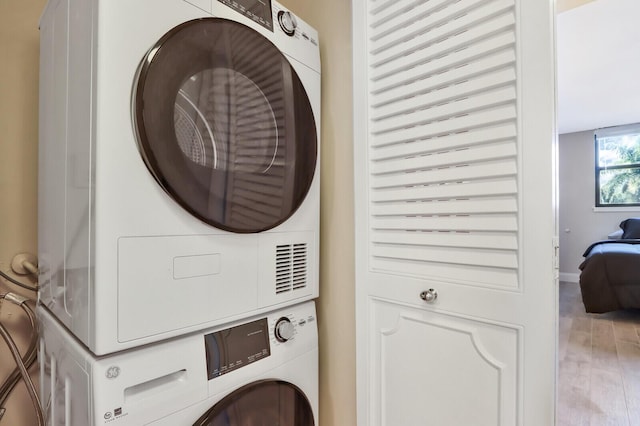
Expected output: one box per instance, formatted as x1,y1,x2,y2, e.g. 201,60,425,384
192,380,315,426
133,18,317,233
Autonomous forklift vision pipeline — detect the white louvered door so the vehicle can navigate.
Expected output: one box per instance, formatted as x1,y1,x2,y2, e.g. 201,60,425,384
353,0,557,425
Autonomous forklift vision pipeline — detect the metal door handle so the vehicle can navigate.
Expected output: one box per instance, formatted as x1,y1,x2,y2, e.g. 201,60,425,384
420,288,438,303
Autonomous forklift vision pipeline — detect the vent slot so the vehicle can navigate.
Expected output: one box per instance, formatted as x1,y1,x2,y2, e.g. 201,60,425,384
275,243,308,294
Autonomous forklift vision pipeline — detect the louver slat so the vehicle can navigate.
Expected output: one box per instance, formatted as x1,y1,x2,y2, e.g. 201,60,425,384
372,215,518,232
372,179,517,202
372,104,516,148
372,68,516,121
371,0,456,42
367,0,519,288
371,123,516,160
372,86,516,134
371,12,515,80
368,0,402,19
371,0,514,64
372,142,516,174
372,49,516,107
372,33,515,95
372,198,517,216
372,160,517,189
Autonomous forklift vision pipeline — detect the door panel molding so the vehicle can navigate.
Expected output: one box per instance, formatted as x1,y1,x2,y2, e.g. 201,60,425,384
370,298,519,425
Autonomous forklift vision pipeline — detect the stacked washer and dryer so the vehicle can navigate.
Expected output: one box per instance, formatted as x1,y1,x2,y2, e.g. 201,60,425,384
37,0,320,424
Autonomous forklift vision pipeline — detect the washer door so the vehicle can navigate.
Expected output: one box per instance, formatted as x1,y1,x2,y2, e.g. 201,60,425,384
133,18,317,233
193,380,315,425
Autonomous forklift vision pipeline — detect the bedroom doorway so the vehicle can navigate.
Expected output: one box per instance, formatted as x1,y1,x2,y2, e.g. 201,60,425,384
556,0,640,423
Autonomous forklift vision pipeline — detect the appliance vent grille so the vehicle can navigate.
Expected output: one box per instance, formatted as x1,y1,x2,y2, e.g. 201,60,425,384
275,243,308,294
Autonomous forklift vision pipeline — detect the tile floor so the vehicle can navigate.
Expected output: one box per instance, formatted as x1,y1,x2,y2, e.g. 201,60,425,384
558,282,640,426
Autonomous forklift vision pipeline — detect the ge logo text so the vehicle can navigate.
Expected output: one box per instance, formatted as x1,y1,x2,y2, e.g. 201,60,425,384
105,366,120,379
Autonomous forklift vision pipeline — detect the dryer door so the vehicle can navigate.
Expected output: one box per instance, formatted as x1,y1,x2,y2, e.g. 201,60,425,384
133,18,317,233
193,380,315,425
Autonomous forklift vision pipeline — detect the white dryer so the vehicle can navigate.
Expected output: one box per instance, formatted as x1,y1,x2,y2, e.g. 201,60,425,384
38,0,320,355
38,301,318,425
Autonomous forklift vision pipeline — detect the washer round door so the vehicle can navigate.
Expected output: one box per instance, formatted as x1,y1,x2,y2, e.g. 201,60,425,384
133,18,317,233
192,380,315,425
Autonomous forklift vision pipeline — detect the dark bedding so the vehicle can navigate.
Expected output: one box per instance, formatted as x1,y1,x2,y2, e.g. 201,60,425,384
579,239,640,313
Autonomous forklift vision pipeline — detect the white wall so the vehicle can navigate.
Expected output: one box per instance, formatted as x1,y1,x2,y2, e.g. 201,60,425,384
557,0,640,134
558,130,640,281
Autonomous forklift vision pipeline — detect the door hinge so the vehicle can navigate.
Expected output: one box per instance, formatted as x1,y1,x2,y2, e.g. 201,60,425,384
552,236,560,278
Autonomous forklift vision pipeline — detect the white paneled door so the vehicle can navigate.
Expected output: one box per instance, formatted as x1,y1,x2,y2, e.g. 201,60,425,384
353,0,557,425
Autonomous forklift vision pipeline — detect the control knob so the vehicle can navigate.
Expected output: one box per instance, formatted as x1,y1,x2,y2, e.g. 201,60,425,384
275,317,295,342
278,10,297,36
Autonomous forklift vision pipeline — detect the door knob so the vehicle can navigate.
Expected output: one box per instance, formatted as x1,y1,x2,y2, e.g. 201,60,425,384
420,289,438,303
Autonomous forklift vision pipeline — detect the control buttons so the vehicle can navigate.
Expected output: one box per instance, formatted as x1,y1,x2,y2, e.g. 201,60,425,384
274,317,295,342
278,10,297,36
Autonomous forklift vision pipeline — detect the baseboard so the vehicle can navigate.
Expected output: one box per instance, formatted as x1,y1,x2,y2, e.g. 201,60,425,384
559,272,579,283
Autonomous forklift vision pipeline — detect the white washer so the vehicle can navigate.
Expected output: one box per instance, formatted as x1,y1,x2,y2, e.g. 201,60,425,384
38,301,318,425
38,0,320,355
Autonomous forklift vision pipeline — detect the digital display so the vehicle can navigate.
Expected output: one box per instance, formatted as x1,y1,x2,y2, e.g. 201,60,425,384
204,318,271,379
217,0,273,31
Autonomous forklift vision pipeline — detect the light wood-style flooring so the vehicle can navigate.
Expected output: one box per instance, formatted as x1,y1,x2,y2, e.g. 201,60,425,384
558,282,640,425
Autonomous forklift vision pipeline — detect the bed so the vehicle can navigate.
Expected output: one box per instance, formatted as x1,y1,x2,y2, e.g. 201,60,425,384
578,218,640,313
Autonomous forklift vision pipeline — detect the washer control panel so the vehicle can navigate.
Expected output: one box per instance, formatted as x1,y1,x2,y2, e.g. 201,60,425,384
217,0,274,31
203,302,317,383
204,318,271,380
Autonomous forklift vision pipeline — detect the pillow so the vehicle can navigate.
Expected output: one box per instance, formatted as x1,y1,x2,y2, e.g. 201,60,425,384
619,218,640,239
608,229,624,239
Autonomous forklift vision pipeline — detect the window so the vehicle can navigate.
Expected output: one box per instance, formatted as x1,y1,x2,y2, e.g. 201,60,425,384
595,124,640,207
